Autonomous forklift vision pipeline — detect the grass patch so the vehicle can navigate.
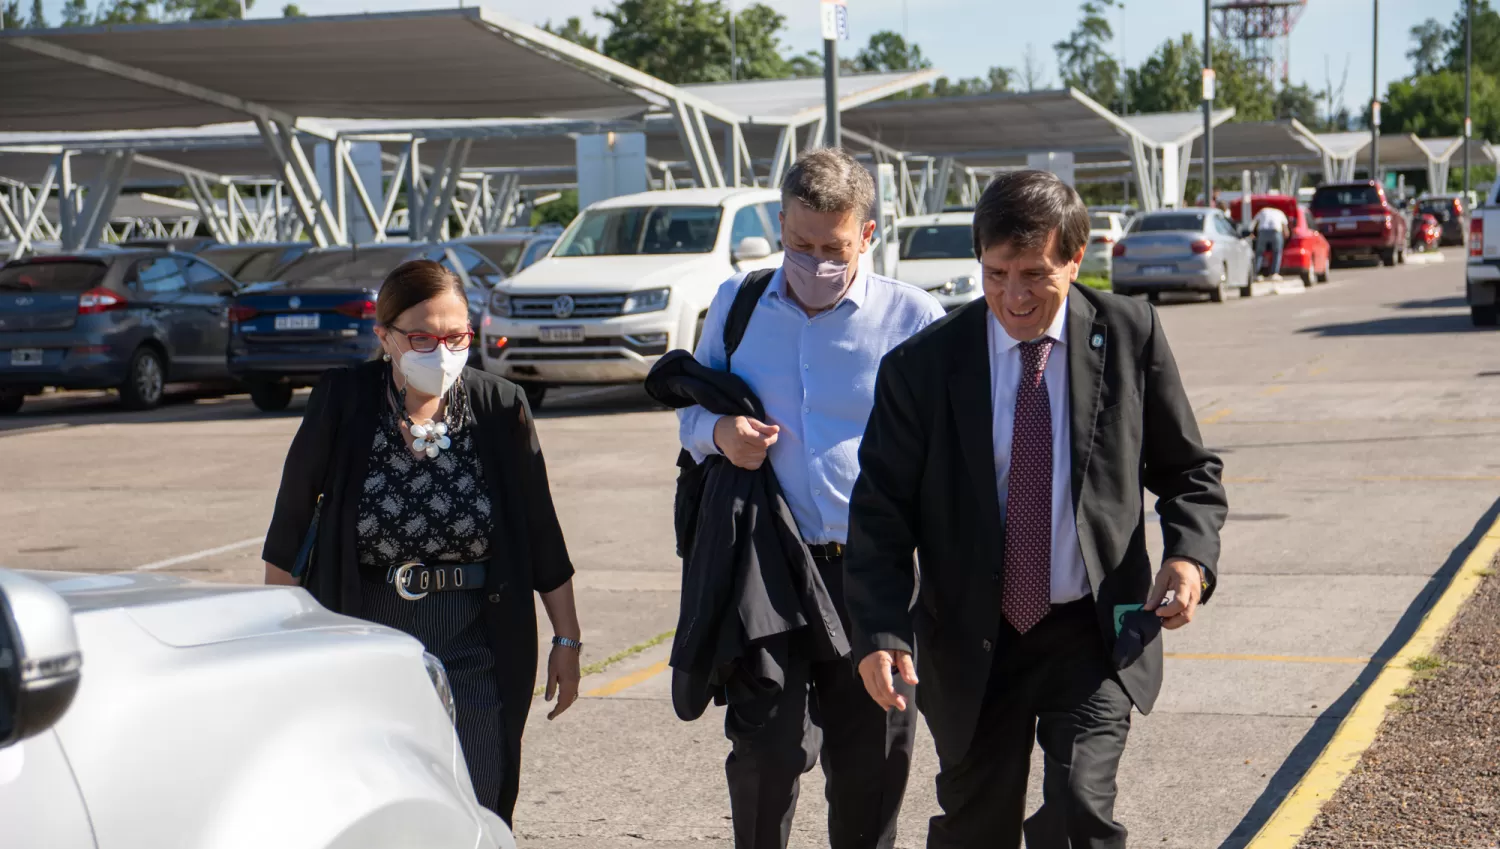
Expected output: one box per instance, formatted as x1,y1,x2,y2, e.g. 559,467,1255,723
532,628,677,697
1408,654,1445,672
1077,274,1111,291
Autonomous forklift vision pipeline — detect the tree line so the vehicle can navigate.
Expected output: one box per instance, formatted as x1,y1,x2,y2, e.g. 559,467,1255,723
0,0,303,28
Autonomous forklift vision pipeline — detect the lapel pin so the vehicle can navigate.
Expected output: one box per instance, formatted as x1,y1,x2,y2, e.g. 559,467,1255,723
1090,333,1105,350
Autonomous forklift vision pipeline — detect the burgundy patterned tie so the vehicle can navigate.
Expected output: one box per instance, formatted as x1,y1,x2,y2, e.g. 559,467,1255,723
1002,338,1055,634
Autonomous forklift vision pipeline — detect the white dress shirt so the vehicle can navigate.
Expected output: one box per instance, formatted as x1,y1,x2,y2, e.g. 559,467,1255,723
988,300,1092,604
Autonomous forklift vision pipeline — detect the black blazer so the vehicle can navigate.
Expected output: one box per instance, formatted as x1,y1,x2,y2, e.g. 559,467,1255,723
644,350,849,721
844,286,1227,763
261,361,574,823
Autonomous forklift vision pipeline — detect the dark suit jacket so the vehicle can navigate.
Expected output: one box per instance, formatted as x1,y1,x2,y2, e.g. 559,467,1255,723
261,362,574,822
844,285,1227,763
644,350,849,721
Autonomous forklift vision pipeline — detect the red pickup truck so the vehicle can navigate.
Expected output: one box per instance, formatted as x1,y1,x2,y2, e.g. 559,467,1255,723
1310,181,1409,267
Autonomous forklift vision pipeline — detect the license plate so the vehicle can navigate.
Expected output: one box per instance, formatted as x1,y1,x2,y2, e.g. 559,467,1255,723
539,326,585,343
1336,221,1357,230
1139,265,1176,276
274,314,320,331
9,348,42,366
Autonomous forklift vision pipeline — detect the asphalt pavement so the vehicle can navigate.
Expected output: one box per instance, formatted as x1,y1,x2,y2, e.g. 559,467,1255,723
2,248,1495,848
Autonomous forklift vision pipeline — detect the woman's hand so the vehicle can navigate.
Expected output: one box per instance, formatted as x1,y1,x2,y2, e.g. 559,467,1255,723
544,643,581,720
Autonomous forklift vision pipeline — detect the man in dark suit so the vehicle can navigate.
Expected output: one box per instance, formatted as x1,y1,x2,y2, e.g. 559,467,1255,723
843,170,1228,849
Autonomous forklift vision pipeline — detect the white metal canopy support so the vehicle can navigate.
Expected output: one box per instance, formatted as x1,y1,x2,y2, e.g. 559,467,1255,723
338,142,387,243
182,174,230,243
379,149,410,237
692,108,726,189
410,138,473,242
1126,136,1158,213
256,117,341,247
669,100,714,190
924,157,954,214
769,127,794,187
66,150,134,251
0,164,57,259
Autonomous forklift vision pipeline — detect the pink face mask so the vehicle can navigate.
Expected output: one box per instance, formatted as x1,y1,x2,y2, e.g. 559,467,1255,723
782,249,852,310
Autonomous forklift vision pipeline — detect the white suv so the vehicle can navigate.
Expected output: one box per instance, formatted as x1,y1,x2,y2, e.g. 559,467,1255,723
0,568,514,849
894,212,983,312
480,188,784,407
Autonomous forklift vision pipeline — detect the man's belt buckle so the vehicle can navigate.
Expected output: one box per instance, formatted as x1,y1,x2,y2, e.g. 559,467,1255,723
393,561,429,601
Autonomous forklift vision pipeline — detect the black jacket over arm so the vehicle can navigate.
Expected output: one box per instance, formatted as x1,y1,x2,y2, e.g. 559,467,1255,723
645,350,848,722
844,286,1226,763
262,361,574,823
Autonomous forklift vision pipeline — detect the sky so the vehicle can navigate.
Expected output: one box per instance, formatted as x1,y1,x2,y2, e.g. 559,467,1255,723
36,0,1470,113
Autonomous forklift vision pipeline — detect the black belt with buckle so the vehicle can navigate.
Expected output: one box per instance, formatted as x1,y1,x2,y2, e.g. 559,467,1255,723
806,542,844,561
364,560,487,601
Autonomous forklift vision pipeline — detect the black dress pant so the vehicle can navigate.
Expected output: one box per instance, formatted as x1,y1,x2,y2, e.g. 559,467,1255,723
928,599,1132,849
724,556,917,849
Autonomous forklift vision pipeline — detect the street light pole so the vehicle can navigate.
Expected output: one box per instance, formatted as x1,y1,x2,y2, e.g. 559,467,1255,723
1370,0,1380,181
1464,0,1473,198
1203,0,1214,205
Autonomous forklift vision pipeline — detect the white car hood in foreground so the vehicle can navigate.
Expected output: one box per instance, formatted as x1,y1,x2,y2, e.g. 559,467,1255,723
895,258,978,289
26,570,366,648
505,254,743,294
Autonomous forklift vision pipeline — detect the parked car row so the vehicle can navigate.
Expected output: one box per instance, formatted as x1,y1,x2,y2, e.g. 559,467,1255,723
0,229,552,414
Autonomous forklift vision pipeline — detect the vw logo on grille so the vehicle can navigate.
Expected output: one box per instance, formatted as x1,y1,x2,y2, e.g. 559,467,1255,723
288,296,302,309
552,295,576,319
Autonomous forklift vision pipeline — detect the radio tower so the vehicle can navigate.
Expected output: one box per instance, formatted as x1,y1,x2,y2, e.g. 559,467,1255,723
1213,0,1309,84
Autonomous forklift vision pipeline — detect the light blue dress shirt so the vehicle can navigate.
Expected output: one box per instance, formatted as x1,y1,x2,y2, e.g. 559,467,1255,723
678,262,945,544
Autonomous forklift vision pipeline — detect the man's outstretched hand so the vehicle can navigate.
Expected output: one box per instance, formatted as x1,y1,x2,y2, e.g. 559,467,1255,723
858,649,919,711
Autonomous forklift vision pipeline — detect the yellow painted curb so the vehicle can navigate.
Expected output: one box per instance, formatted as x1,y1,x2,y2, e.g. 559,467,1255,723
1243,515,1500,849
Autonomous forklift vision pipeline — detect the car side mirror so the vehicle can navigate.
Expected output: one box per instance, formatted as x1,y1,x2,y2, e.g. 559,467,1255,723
0,570,82,749
733,237,774,262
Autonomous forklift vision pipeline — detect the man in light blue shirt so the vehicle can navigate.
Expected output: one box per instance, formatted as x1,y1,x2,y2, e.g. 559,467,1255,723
678,148,943,849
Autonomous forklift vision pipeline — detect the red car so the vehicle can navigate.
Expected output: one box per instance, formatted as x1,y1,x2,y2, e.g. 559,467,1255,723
1228,194,1332,287
1310,181,1409,266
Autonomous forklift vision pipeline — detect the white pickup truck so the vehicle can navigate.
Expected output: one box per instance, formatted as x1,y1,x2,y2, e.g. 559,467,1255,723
479,187,784,408
1466,181,1500,326
0,568,514,849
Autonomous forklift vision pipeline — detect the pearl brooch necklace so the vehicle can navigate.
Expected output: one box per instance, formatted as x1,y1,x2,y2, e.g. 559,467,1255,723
409,421,451,459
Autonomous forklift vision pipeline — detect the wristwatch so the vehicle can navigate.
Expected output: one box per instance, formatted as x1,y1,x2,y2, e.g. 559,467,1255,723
552,635,583,651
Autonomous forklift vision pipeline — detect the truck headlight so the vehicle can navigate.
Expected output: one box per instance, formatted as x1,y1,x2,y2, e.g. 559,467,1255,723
940,274,976,296
423,651,457,726
621,288,670,314
488,290,511,317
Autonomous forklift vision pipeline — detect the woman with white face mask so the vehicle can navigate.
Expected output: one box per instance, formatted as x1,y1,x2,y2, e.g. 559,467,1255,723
261,260,582,824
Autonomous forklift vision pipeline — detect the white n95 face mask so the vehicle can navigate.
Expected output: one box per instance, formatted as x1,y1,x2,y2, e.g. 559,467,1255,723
398,345,468,397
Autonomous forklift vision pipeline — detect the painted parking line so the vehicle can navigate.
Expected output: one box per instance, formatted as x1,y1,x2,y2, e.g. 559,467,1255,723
579,650,1382,702
133,537,264,572
1200,408,1233,425
585,659,670,698
1243,510,1500,849
1165,652,1374,665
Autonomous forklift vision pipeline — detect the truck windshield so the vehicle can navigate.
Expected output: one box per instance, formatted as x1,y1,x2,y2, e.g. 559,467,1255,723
900,224,972,260
554,206,722,256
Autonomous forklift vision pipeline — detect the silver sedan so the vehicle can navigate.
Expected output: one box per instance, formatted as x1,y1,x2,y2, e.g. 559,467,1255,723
1109,209,1256,303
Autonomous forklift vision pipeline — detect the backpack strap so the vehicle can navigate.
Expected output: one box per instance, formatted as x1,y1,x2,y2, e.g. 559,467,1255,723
722,268,776,371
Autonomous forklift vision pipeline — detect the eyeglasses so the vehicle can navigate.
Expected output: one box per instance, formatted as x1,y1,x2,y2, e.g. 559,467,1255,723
388,325,474,353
